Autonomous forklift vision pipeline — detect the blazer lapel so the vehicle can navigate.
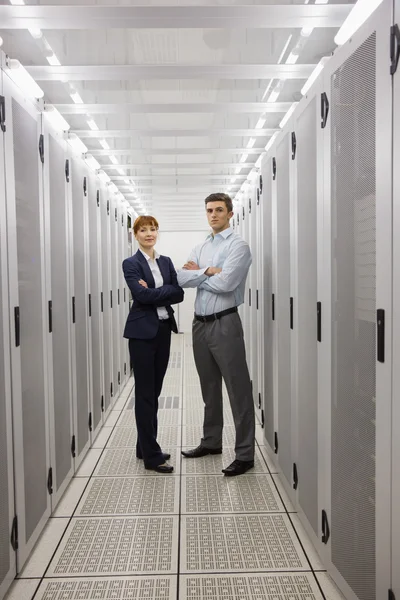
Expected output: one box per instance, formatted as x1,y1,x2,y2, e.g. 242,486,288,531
136,250,156,288
156,255,169,284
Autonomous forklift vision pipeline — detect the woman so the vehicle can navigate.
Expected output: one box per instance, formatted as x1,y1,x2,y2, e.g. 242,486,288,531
122,215,184,473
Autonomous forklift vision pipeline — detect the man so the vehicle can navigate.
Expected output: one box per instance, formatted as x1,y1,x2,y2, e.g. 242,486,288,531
177,193,255,476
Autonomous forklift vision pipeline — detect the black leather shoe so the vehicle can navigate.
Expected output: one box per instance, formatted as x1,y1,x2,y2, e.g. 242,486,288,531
137,453,171,461
181,445,222,458
145,463,174,474
222,459,254,476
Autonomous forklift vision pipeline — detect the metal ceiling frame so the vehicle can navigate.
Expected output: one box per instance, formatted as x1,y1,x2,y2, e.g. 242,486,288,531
72,129,278,138
54,102,292,114
0,4,353,30
27,64,315,81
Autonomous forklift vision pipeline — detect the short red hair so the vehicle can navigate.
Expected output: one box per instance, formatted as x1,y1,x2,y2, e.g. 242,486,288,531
133,215,159,234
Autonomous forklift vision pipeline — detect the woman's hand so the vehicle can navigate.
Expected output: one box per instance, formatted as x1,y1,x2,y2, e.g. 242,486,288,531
138,279,148,288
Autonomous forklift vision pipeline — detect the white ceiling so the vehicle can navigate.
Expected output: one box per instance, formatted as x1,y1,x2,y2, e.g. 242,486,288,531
0,0,354,230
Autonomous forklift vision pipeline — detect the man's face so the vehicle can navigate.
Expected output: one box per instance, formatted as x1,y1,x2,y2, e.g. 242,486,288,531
206,201,233,233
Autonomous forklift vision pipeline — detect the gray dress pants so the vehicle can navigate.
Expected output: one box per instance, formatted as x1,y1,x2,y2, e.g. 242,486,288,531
192,310,255,461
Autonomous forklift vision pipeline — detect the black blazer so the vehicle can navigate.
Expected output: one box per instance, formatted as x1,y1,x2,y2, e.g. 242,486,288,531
122,250,184,340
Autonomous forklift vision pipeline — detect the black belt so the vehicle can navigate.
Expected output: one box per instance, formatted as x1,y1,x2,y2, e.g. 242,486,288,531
194,306,238,323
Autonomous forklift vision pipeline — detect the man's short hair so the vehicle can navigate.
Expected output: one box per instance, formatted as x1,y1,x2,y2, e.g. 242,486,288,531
204,193,233,213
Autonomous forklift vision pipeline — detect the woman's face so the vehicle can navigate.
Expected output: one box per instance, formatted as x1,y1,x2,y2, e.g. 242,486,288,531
135,224,158,250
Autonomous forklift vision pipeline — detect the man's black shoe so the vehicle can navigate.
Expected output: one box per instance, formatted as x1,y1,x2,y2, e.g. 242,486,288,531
222,459,254,476
145,463,174,474
137,452,171,461
181,445,222,458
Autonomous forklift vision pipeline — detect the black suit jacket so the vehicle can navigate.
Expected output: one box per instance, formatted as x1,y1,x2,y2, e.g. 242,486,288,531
122,250,184,339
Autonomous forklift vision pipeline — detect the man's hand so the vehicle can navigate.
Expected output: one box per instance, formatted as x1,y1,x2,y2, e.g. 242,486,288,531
183,261,200,270
205,267,222,276
138,279,148,288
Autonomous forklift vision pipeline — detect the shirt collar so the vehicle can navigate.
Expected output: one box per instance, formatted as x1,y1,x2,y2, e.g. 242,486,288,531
139,248,159,261
207,226,233,241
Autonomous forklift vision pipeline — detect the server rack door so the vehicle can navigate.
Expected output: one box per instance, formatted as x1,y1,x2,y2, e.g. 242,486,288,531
0,71,16,600
260,156,274,450
392,3,400,598
242,188,251,365
249,183,259,416
275,132,292,490
101,187,112,413
43,126,74,507
3,81,51,569
292,91,320,539
88,174,103,438
119,206,128,387
255,176,264,427
326,3,393,598
110,197,120,401
70,156,90,464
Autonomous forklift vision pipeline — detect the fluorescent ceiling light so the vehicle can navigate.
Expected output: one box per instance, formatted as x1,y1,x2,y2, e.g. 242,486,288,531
334,0,384,46
279,103,298,129
255,117,266,129
6,59,44,99
70,91,84,104
9,0,25,4
239,153,248,163
255,154,265,169
300,26,314,38
117,168,125,175
44,105,70,131
123,178,131,184
315,0,329,3
98,170,110,183
267,88,281,103
109,155,119,165
100,139,110,150
109,183,119,194
29,28,43,39
230,177,237,184
68,133,88,155
285,51,299,65
246,138,256,149
234,167,242,175
87,119,99,131
265,131,280,152
47,53,61,66
85,154,101,171
277,35,293,64
301,57,330,96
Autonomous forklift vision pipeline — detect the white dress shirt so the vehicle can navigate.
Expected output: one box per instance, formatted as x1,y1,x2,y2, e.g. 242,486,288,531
177,227,252,316
139,249,169,320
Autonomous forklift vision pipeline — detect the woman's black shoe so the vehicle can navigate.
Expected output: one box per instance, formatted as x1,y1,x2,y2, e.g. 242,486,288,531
145,463,174,474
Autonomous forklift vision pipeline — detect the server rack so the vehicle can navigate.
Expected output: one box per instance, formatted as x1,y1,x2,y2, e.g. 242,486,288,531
0,67,16,599
3,75,52,570
87,172,104,439
42,120,74,508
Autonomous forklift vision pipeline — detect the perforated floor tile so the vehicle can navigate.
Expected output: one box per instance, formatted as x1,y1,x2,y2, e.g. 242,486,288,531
35,576,177,599
180,514,308,573
118,409,181,427
181,475,284,514
181,447,269,475
75,477,179,515
94,448,180,476
180,573,323,599
47,516,179,576
107,426,181,448
183,425,236,446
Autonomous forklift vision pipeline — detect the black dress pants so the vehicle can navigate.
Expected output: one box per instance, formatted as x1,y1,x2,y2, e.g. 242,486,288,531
128,320,171,468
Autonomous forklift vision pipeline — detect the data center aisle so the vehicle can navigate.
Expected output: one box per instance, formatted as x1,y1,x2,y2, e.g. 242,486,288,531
6,334,345,600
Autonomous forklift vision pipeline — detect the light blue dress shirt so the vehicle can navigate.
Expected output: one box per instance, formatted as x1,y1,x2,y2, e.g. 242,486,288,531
177,227,252,316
